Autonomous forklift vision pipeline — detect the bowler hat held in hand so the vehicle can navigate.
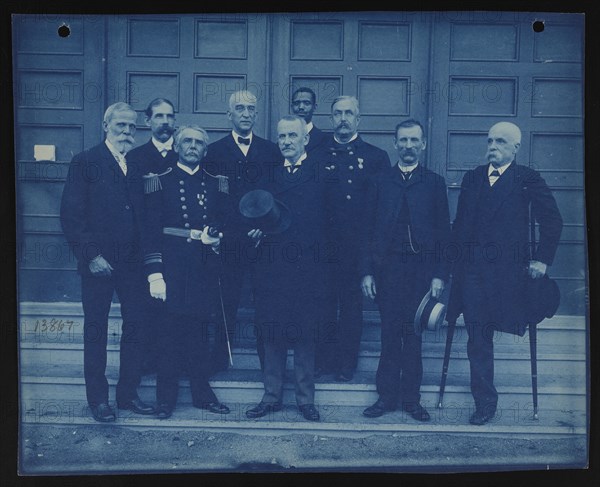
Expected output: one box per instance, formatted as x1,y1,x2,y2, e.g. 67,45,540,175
239,189,292,234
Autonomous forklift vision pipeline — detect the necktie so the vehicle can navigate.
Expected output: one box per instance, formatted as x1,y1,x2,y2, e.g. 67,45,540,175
112,152,127,175
287,165,300,174
400,169,413,180
238,137,250,146
489,169,500,186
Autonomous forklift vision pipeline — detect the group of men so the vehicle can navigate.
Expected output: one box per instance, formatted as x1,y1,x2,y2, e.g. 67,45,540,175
60,87,562,425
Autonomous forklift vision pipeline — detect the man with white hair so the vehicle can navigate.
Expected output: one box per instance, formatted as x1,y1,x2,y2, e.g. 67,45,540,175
203,90,281,371
61,102,155,422
447,121,563,425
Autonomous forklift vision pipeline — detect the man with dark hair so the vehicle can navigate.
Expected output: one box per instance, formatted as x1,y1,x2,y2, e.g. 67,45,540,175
128,98,178,174
60,102,155,422
203,90,281,371
291,87,327,152
360,119,451,422
316,95,390,382
141,125,231,419
447,121,562,425
127,98,178,374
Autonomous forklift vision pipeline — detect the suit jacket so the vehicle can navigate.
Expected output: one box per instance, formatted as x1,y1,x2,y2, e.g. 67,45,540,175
306,125,328,153
252,154,328,324
203,132,281,237
127,138,178,175
60,142,145,274
359,163,452,282
317,134,391,261
141,164,231,317
446,163,563,328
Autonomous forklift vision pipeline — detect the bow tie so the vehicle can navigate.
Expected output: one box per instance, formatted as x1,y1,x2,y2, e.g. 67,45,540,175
489,170,501,178
238,136,251,146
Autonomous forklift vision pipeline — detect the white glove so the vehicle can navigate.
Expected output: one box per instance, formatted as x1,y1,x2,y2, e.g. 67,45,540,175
200,226,221,247
149,277,166,301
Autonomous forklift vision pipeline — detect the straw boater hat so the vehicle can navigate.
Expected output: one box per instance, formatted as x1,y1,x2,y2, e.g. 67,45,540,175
414,290,447,335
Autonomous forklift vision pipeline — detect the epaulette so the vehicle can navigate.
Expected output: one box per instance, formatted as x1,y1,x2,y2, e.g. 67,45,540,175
203,168,229,194
143,167,173,194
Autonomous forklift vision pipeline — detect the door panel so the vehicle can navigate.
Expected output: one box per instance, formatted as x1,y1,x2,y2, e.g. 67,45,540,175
270,12,432,163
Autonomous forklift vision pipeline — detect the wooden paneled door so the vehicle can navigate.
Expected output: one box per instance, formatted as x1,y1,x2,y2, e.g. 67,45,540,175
427,12,585,315
269,12,433,162
106,14,271,146
14,15,105,301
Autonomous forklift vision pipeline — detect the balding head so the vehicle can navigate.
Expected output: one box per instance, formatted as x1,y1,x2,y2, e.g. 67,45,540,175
486,121,522,167
228,90,257,111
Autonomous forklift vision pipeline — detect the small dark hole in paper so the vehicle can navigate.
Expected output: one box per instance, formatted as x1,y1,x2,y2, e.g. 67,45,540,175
532,21,545,33
58,25,70,38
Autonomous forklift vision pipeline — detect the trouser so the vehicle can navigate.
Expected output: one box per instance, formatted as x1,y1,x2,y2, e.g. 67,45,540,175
156,312,218,408
317,260,363,373
260,321,316,406
81,266,147,406
374,254,429,407
462,269,499,414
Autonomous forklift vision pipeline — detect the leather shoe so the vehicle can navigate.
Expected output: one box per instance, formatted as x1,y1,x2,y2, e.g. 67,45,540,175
117,397,156,415
90,403,116,422
363,399,395,418
299,404,320,421
403,403,431,422
246,401,282,419
469,409,496,425
156,403,173,420
335,370,353,382
195,402,230,414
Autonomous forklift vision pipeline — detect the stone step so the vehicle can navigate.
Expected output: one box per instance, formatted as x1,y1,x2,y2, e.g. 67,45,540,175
19,303,587,346
20,341,587,376
20,399,586,440
20,364,586,411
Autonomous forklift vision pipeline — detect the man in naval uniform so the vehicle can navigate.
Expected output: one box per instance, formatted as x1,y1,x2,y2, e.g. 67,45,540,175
141,125,231,419
316,95,391,381
127,97,178,374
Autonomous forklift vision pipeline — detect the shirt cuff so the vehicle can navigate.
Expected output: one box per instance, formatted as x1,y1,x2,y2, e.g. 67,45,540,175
148,273,164,283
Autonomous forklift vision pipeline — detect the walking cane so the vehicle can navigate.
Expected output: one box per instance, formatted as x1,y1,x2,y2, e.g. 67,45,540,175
218,277,234,367
529,205,539,420
529,322,539,420
438,319,457,409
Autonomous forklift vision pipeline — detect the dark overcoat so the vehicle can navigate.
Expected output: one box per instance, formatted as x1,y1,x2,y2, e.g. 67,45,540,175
446,163,563,330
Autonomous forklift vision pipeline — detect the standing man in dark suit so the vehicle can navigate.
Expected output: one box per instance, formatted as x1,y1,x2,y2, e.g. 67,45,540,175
60,102,155,422
245,116,326,422
128,98,178,174
127,98,178,374
291,87,327,153
203,90,281,371
447,121,562,425
141,125,231,419
360,119,451,421
316,95,391,381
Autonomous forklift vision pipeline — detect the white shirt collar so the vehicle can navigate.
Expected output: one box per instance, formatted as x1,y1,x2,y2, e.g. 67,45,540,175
398,161,419,173
152,137,173,152
306,122,314,133
284,152,308,167
177,162,200,175
334,132,359,145
105,139,126,158
488,161,512,176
